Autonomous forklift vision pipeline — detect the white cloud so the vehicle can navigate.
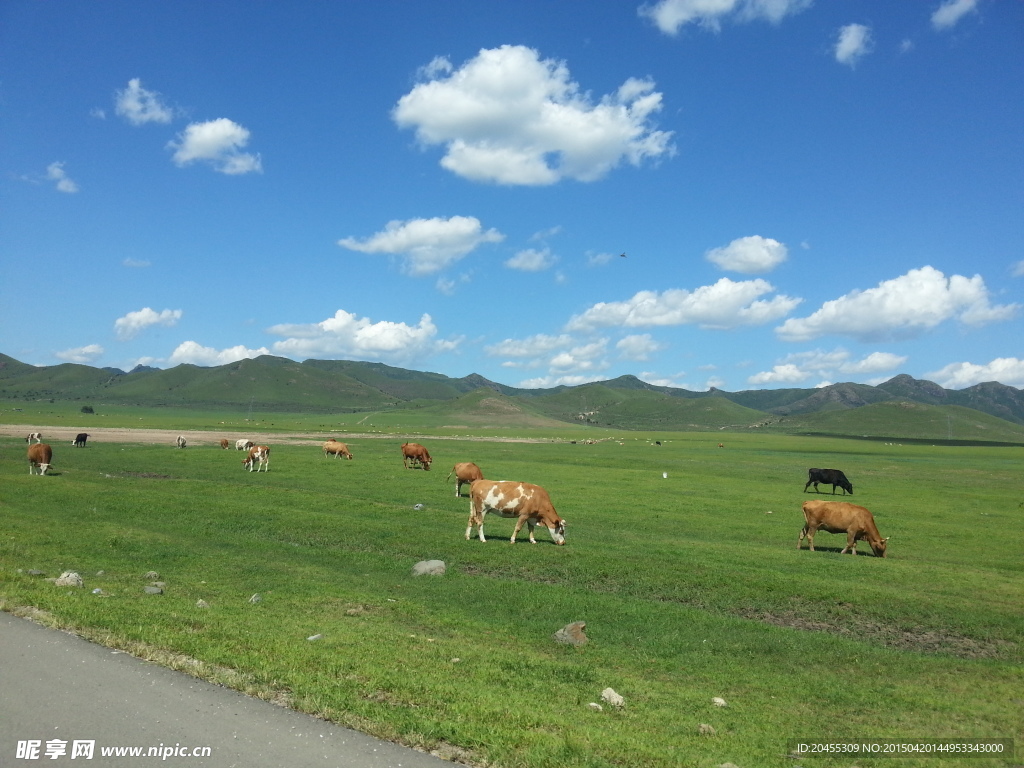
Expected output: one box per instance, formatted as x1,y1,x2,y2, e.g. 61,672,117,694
835,23,873,67
168,118,262,174
530,225,562,242
776,266,1019,342
486,334,575,358
748,347,908,386
115,78,173,125
616,334,663,361
267,310,457,364
55,344,104,364
926,358,1024,388
587,251,616,266
46,162,78,193
122,258,151,268
639,0,813,34
1011,260,1024,278
339,216,504,276
705,235,787,273
549,340,609,373
518,373,606,389
168,341,270,367
393,45,674,185
505,247,555,272
566,277,801,332
114,307,183,341
931,0,979,31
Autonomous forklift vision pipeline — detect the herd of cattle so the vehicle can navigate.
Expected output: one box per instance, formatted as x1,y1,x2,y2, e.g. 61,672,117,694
22,432,886,556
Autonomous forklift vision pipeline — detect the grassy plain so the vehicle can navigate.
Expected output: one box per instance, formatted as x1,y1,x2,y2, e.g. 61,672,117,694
1,421,1021,767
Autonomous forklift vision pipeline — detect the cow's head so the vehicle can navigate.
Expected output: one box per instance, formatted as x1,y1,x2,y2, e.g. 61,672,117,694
422,457,432,471
871,537,888,558
551,519,566,546
842,481,854,495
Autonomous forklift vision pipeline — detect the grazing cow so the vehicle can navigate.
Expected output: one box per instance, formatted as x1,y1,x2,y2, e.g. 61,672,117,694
73,433,89,447
323,440,353,460
176,435,187,449
446,462,484,497
219,439,230,450
717,443,724,448
243,445,270,472
798,500,888,557
804,468,853,495
25,432,42,444
28,443,53,476
235,439,255,451
466,480,566,545
401,442,432,471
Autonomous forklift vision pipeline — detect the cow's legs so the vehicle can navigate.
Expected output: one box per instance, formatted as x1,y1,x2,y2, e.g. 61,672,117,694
797,525,817,551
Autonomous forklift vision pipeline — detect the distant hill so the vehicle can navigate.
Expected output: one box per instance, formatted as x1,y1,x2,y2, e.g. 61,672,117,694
1,352,1022,440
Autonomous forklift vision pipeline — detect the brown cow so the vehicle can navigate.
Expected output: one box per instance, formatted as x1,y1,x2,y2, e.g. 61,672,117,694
323,440,353,459
219,439,230,450
446,462,483,497
798,500,887,557
243,445,270,472
401,442,432,470
466,480,566,545
28,443,53,476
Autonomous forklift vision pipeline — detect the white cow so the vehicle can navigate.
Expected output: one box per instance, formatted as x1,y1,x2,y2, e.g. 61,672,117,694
236,439,255,451
176,435,187,449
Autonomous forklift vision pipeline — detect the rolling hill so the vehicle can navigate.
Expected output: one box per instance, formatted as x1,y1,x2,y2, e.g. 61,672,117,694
2,352,1022,440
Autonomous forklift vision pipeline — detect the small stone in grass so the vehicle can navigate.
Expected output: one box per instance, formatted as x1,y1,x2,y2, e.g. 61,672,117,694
698,723,716,735
712,696,727,707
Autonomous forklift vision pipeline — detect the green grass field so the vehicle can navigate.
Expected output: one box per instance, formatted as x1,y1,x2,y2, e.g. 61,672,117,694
1,426,1021,767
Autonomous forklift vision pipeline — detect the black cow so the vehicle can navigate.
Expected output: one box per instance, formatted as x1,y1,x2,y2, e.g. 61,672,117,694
804,468,853,495
72,433,89,447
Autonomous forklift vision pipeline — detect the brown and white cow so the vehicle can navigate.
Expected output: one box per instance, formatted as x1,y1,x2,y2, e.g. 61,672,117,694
219,439,230,450
176,435,187,449
401,442,432,470
25,432,42,444
243,445,270,472
466,480,566,545
236,439,255,451
323,440,353,459
798,500,888,557
446,462,483,497
28,443,53,476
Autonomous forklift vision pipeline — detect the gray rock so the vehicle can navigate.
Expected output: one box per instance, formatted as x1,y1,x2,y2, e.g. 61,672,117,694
144,571,159,580
55,572,83,587
307,633,323,641
698,723,716,736
196,599,210,608
553,621,588,646
601,688,624,708
412,560,446,576
143,586,163,595
248,593,262,603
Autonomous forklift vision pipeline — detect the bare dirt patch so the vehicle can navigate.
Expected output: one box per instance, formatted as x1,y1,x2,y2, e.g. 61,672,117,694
740,608,1015,659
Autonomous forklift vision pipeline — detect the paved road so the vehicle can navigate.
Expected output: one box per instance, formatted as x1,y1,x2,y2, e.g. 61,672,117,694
0,613,458,767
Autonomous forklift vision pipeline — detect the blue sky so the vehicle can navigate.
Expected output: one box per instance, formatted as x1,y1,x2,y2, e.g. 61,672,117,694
3,0,1022,392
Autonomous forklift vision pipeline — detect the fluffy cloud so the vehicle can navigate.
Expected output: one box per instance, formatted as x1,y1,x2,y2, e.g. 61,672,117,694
339,216,504,276
168,118,262,174
115,78,173,125
748,348,908,385
639,0,813,34
705,235,787,273
835,24,873,67
486,334,575,359
616,334,663,361
518,373,607,389
46,162,78,194
566,277,801,332
505,248,555,272
168,341,269,367
926,358,1024,388
931,0,979,31
775,266,1019,342
393,45,674,185
55,344,104,364
267,309,457,363
114,307,182,341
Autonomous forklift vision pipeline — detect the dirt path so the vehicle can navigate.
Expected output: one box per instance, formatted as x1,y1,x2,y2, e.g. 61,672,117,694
1,425,555,446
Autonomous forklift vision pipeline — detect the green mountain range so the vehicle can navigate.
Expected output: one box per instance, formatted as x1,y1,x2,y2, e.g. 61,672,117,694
2,352,1022,441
